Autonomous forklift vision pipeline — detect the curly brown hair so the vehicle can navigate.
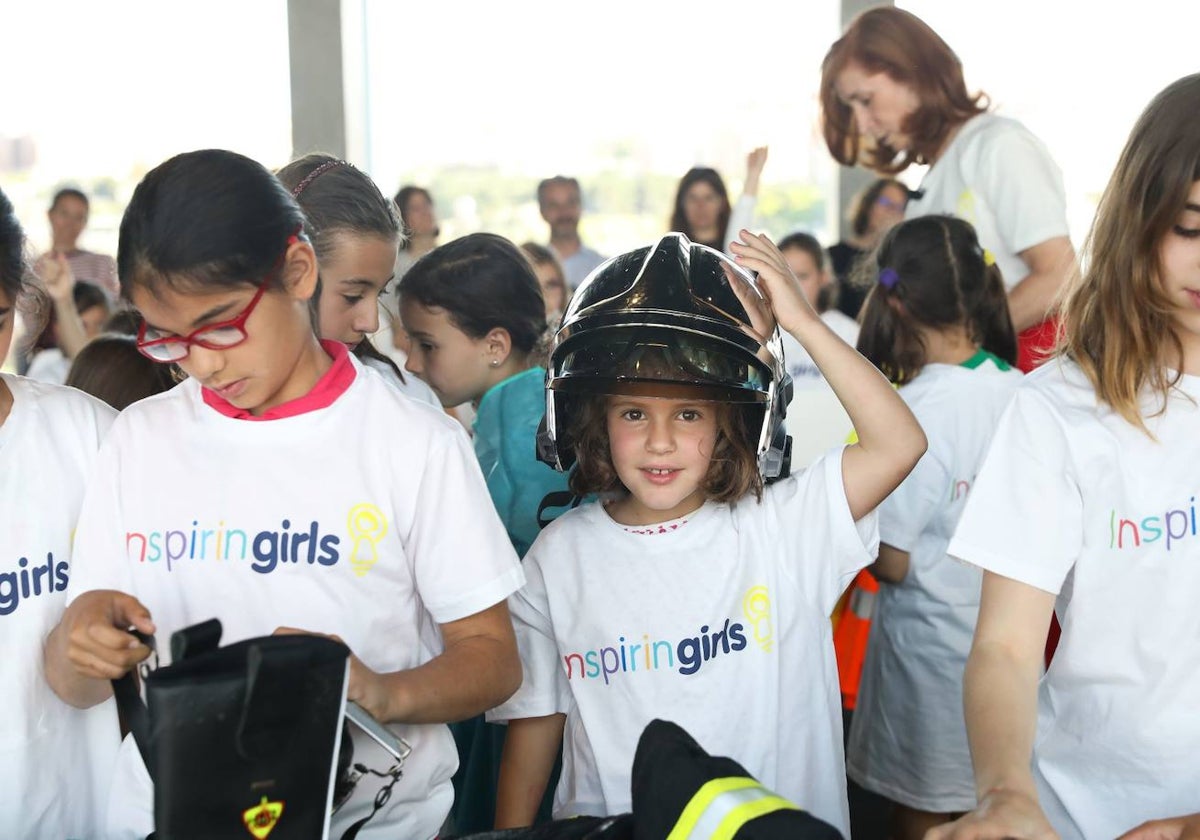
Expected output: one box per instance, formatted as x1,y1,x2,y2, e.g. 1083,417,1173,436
567,392,764,504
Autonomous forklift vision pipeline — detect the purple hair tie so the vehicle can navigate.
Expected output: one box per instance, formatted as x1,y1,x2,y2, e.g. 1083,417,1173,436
878,267,900,290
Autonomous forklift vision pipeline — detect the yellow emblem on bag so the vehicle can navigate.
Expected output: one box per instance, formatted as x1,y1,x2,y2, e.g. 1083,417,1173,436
242,796,284,839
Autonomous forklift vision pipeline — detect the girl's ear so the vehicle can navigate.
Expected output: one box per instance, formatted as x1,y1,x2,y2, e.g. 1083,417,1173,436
818,268,834,289
281,238,320,302
484,326,514,365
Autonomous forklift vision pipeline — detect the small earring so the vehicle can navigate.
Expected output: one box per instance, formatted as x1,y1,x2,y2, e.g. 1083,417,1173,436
490,359,500,367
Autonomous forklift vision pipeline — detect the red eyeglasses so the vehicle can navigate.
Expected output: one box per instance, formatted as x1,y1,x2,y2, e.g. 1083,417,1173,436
136,233,300,363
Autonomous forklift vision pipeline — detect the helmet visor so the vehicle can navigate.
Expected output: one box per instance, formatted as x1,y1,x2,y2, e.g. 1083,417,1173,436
550,325,771,403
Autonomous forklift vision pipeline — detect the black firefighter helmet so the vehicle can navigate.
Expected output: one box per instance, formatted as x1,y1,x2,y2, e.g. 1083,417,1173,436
536,233,792,481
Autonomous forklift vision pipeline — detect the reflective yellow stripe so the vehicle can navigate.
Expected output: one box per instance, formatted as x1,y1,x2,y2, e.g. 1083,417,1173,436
666,777,800,840
667,778,759,840
710,795,798,840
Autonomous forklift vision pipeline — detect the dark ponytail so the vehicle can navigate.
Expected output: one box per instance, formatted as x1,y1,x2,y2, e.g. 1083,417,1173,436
856,215,1016,384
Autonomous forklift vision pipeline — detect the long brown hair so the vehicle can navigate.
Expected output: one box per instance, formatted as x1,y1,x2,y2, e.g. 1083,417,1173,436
669,168,732,250
857,215,1015,385
1057,73,1200,434
820,7,988,174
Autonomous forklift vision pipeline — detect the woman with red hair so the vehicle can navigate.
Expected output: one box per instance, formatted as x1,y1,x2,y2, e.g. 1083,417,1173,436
820,7,1075,372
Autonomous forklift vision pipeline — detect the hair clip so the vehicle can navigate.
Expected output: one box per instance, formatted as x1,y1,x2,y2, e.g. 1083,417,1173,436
291,159,351,198
982,249,996,267
878,267,900,289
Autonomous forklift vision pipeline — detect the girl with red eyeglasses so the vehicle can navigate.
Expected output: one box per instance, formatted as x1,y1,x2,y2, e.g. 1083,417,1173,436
42,149,525,840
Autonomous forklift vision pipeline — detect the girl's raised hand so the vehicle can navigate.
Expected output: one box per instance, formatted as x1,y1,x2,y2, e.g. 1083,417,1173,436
36,252,75,303
728,229,819,336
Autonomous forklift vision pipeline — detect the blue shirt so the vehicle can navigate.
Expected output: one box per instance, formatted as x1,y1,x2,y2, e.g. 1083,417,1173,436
473,367,574,556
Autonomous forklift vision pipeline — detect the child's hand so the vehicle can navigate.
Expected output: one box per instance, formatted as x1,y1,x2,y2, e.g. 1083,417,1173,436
1117,814,1200,840
728,230,820,336
925,788,1059,840
60,590,156,681
275,626,398,723
724,263,776,345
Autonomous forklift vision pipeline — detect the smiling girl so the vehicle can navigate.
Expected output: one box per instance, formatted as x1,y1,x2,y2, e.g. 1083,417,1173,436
490,231,926,835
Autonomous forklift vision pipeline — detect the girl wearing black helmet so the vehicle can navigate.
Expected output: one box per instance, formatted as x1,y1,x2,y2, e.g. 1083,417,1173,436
490,229,926,835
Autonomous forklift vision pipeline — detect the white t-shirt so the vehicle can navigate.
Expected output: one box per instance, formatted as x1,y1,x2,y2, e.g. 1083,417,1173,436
25,347,72,386
906,113,1070,292
948,358,1200,839
0,374,118,839
847,355,1021,811
490,450,879,835
67,356,524,840
779,311,860,469
361,352,441,407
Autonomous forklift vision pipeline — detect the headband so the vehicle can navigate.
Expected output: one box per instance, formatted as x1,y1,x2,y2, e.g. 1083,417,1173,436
290,159,351,198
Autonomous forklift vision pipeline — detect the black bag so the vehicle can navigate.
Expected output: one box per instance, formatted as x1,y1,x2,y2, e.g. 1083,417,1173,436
113,619,350,840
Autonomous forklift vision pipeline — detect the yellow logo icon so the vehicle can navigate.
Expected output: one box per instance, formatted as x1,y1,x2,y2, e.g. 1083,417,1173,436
347,503,389,577
743,586,774,652
242,796,284,839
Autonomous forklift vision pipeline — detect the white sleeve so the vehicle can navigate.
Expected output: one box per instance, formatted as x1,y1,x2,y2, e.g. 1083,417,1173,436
947,386,1081,594
406,428,525,624
486,546,568,722
970,123,1070,256
878,447,951,553
67,435,138,602
723,195,758,255
768,448,880,616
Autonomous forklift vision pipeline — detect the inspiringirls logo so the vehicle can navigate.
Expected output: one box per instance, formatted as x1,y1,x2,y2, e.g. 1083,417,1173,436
1109,498,1200,551
124,504,390,576
562,586,774,684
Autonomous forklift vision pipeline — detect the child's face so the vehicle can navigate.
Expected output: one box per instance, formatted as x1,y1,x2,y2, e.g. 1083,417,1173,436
131,251,318,414
605,391,719,526
533,262,567,316
399,299,494,407
79,303,108,340
316,234,396,350
782,247,827,310
1160,179,1200,357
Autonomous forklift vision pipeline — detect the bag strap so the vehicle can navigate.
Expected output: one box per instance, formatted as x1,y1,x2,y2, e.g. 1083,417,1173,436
339,764,403,840
111,629,157,779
